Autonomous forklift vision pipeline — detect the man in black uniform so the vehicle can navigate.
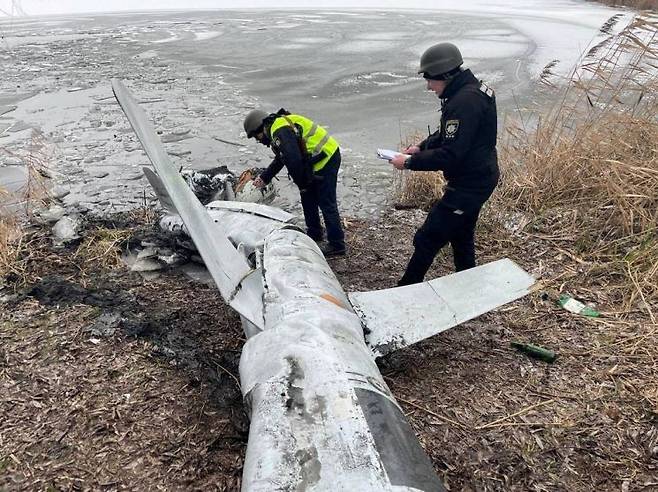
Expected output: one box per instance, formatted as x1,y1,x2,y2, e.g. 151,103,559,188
244,108,346,257
390,42,499,285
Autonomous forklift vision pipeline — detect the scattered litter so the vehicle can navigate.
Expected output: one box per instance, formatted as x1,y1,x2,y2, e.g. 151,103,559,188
130,257,163,272
136,247,159,260
558,294,600,317
511,341,557,363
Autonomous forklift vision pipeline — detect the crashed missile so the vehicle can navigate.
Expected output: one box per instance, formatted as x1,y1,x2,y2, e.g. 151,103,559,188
112,78,534,491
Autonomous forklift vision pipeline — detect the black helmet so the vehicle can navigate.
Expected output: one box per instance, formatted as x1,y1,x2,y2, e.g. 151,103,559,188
418,43,463,80
244,109,268,138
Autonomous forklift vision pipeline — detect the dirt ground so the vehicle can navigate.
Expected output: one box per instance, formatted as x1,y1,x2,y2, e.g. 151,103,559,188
0,209,656,492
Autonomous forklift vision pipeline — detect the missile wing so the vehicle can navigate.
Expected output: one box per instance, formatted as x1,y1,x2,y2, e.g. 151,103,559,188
349,258,535,357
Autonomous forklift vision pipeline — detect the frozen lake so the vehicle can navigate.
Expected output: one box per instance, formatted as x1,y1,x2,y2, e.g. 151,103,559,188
0,3,624,216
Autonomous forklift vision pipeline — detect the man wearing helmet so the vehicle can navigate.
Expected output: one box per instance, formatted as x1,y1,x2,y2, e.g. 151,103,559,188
390,42,499,285
244,108,346,257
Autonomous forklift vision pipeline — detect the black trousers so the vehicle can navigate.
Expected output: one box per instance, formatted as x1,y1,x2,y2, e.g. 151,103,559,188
398,202,482,286
300,149,345,248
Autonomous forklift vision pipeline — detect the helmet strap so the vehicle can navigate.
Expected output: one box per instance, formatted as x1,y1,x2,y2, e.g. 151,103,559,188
425,66,463,81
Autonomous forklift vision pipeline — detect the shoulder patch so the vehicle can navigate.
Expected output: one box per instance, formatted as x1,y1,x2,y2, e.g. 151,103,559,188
479,82,495,99
273,137,281,147
445,119,459,139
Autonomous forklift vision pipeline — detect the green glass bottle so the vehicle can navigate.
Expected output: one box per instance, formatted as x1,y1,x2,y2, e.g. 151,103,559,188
511,341,557,363
557,294,600,317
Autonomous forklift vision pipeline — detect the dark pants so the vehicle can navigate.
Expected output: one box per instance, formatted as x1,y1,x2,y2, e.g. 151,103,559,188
398,202,482,286
300,149,345,248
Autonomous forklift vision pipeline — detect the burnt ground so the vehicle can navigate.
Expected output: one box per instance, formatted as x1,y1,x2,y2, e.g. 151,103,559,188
1,210,656,491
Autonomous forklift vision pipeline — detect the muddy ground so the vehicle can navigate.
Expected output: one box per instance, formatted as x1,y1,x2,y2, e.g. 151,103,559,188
1,208,656,491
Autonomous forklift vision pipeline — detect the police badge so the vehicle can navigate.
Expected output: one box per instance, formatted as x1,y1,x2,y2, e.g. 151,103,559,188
445,119,459,139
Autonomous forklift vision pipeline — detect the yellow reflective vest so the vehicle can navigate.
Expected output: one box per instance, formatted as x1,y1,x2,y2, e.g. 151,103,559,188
268,114,339,172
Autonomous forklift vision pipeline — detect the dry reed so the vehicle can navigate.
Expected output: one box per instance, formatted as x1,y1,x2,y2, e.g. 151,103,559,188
0,130,59,283
497,12,658,311
392,130,445,210
0,215,22,281
73,227,132,275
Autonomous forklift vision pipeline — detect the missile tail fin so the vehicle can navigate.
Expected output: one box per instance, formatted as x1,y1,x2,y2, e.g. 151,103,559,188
112,78,264,328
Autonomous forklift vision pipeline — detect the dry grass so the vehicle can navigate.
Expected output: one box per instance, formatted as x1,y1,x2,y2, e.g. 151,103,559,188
0,130,53,217
72,227,133,279
496,12,658,313
393,170,445,210
0,129,56,282
341,215,658,490
0,215,23,282
392,130,445,210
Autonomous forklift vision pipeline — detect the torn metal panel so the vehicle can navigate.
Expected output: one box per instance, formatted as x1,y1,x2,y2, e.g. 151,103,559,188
143,164,297,260
112,79,264,328
240,229,445,491
160,205,300,263
348,258,535,358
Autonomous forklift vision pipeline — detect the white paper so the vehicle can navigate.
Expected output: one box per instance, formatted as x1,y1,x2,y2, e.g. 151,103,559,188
376,148,406,161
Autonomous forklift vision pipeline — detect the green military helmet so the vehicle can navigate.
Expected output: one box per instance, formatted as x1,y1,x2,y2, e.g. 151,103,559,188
418,42,463,79
244,109,269,138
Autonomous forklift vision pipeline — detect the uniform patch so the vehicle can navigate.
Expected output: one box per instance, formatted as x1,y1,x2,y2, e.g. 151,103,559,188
445,120,459,138
273,137,281,147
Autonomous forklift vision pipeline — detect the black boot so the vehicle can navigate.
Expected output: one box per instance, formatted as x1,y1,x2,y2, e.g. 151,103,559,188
320,242,346,257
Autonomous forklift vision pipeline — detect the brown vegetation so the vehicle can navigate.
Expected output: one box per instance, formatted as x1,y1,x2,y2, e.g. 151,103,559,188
496,12,657,313
593,0,658,10
378,16,657,490
0,131,58,283
392,131,445,210
1,210,657,490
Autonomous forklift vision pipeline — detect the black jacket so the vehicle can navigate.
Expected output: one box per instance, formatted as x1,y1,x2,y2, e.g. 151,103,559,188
260,125,314,190
407,69,499,211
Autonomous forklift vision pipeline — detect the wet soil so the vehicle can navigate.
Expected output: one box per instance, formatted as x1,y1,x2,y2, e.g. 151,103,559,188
1,209,656,491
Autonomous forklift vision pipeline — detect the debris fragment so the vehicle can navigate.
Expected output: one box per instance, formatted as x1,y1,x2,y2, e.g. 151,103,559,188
52,215,81,245
557,294,600,317
85,312,122,337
